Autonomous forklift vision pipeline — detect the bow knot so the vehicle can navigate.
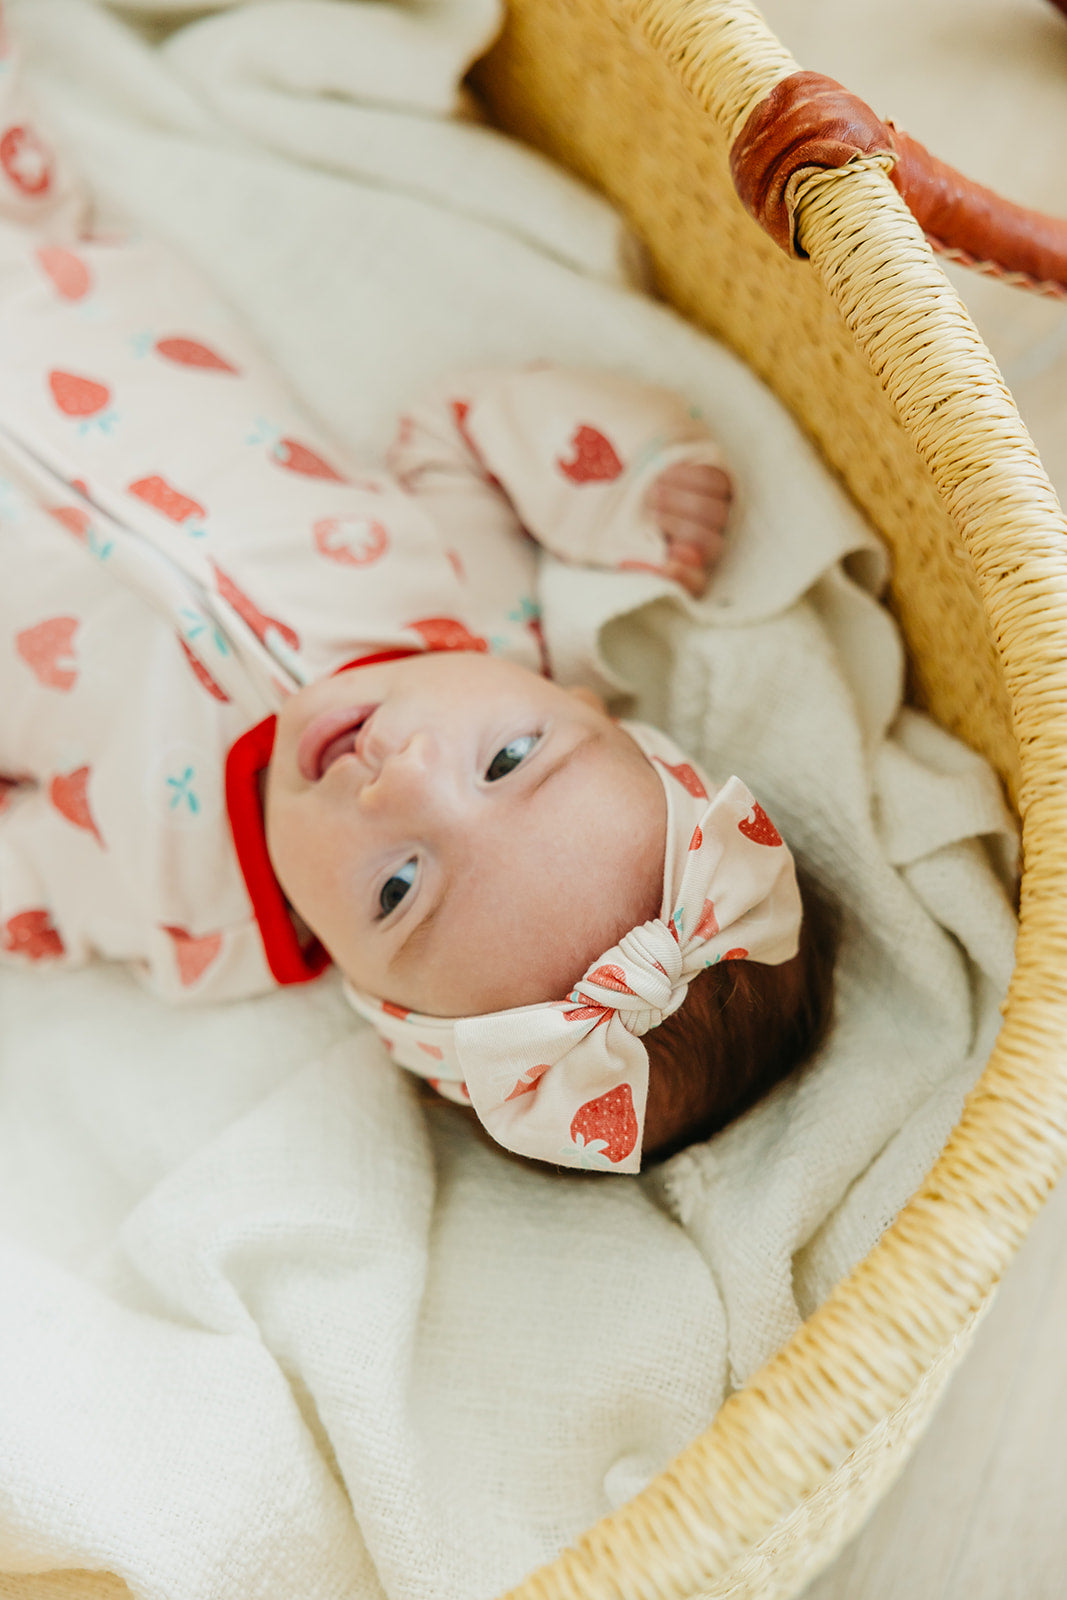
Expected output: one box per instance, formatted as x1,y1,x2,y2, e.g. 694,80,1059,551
573,919,687,1035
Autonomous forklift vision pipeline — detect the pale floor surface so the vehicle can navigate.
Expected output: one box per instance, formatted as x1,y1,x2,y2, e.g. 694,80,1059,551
799,1168,1067,1600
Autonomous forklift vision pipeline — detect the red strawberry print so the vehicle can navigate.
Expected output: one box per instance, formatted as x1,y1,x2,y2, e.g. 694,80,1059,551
562,1000,611,1025
381,1000,411,1020
128,475,206,525
36,247,91,301
155,337,238,374
586,964,637,994
178,638,229,702
570,1082,639,1163
0,777,19,814
0,126,52,196
449,399,502,488
505,1062,552,1101
49,767,103,845
724,947,748,961
431,1079,470,1101
738,802,783,847
445,548,465,581
49,371,110,418
3,909,65,961
48,505,90,542
16,616,79,690
312,515,389,567
272,439,346,481
161,925,223,986
406,617,488,653
211,562,300,652
557,424,623,484
693,900,719,940
450,398,475,445
417,1042,444,1061
689,825,703,851
653,756,708,800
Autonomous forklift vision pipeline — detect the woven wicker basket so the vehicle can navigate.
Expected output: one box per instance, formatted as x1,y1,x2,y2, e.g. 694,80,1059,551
5,3,1066,1599
474,0,1067,1596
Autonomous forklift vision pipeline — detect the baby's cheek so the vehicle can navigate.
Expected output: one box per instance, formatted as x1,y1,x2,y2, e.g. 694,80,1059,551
264,792,322,913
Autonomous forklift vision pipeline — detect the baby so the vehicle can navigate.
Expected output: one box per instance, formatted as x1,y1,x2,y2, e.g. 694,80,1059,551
0,28,835,1173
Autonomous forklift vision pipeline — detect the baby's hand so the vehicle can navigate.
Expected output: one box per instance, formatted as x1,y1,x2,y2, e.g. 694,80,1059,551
646,461,732,597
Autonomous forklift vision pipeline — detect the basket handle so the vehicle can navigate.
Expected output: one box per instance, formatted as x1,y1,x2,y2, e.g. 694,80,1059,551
731,70,1067,296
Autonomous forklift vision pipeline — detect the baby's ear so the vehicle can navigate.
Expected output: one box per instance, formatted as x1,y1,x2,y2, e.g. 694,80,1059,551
566,684,608,713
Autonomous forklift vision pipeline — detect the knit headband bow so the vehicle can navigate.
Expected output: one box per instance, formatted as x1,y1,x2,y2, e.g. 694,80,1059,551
345,721,802,1173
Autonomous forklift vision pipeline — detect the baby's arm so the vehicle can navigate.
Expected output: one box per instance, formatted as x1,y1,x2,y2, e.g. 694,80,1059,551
0,777,102,972
0,770,274,1005
0,13,90,238
389,366,732,596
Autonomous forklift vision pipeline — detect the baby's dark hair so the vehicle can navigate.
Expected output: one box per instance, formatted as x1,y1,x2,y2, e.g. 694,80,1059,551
641,864,839,1163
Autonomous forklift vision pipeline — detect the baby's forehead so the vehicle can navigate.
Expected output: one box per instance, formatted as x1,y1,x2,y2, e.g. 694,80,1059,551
392,732,667,1015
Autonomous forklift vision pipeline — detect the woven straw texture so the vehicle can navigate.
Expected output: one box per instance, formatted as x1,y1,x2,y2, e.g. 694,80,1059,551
470,0,1067,1596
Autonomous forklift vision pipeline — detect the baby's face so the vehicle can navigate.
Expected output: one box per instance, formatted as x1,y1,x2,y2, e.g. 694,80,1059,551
264,652,666,1016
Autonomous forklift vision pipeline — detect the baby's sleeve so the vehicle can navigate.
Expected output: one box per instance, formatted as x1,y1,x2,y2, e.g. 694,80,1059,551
0,779,105,972
0,13,91,238
389,365,725,573
0,774,277,1005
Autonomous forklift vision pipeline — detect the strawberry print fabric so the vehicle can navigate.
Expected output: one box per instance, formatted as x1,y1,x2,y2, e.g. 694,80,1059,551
345,721,802,1173
0,28,727,1006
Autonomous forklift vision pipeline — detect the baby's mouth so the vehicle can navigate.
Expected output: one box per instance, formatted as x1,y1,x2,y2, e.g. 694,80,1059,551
297,704,378,782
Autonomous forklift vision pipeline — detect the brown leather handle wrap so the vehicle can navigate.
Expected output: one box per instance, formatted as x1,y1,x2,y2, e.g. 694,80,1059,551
884,123,1067,290
730,73,891,255
731,69,1067,293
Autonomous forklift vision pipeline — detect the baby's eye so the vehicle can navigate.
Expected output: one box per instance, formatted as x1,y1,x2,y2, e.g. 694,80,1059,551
485,733,539,782
379,859,416,917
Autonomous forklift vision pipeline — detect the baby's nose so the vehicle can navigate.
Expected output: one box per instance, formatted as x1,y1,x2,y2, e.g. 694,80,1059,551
360,727,441,807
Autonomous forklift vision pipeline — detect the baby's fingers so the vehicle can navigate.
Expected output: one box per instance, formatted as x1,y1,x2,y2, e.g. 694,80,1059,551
656,509,729,550
663,534,725,595
622,539,722,595
664,462,732,493
644,460,734,595
649,462,732,512
648,463,733,544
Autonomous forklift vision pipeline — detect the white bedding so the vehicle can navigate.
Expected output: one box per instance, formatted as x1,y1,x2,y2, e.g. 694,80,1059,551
0,2,1019,1596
